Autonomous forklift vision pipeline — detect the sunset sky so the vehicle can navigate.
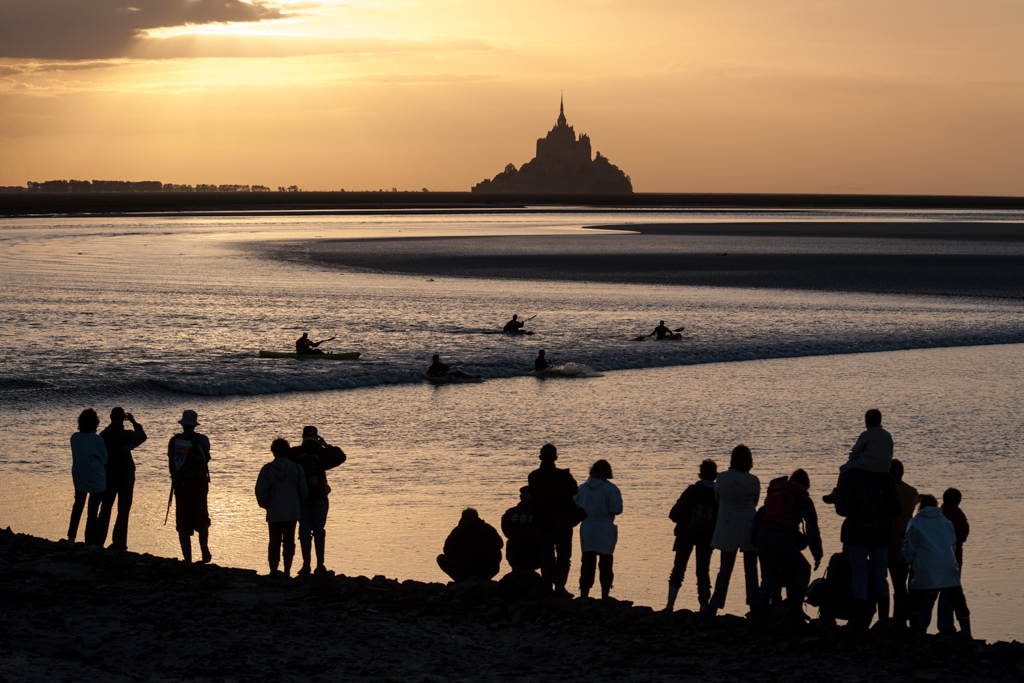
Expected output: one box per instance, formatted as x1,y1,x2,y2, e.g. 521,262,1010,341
2,0,1023,194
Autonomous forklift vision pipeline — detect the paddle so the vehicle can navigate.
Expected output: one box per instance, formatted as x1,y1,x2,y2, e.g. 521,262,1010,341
163,478,175,526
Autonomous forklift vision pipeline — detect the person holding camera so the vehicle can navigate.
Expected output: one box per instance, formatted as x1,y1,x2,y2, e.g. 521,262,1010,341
289,426,347,575
97,407,147,552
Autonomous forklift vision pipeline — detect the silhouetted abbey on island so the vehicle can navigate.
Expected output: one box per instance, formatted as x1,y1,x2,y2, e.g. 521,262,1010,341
472,98,632,195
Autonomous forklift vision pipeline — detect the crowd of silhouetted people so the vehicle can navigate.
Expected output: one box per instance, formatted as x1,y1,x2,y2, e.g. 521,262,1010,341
68,406,971,637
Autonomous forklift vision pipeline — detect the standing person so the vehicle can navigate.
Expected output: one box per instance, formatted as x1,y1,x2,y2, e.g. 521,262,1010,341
665,459,719,612
902,495,972,638
68,408,108,547
436,508,504,582
888,459,918,625
256,438,308,576
753,469,823,618
527,443,579,597
97,407,147,551
937,488,970,635
289,426,347,575
706,444,761,617
501,486,541,573
834,449,902,632
167,410,212,564
574,460,623,599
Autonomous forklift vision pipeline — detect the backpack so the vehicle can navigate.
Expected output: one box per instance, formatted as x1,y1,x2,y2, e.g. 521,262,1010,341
687,497,717,535
806,551,853,620
171,433,208,481
294,449,330,497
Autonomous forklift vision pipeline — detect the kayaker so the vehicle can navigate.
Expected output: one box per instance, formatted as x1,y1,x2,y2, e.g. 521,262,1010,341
650,321,673,340
295,332,327,355
426,354,451,377
535,350,551,372
503,315,525,334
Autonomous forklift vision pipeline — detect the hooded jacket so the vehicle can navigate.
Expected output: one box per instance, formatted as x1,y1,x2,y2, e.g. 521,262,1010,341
574,476,623,555
255,457,308,523
901,505,961,590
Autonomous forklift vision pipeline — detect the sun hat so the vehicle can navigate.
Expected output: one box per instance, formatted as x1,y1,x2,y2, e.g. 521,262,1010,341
178,410,200,426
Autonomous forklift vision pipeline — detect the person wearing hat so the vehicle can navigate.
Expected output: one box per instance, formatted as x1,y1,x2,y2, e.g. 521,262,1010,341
289,425,347,574
167,409,212,564
97,407,147,552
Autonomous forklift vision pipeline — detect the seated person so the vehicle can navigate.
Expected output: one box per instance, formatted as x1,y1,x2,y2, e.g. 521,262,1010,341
426,354,450,376
823,409,894,504
437,508,504,582
651,321,672,339
501,487,541,572
503,315,525,334
295,333,325,355
535,350,551,372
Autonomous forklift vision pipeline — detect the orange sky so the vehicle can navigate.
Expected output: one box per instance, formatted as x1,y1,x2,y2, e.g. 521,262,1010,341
2,0,1023,194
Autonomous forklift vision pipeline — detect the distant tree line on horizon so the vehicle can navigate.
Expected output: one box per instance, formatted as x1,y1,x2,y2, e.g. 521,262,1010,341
17,180,303,193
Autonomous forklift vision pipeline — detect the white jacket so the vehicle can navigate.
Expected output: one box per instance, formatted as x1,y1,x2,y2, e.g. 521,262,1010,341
574,477,623,555
901,506,960,590
711,469,761,553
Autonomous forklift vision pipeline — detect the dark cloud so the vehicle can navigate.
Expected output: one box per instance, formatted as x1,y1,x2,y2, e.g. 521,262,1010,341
0,0,288,59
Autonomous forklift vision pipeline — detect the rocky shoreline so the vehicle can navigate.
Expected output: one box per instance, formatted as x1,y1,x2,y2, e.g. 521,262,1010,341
1,528,1021,683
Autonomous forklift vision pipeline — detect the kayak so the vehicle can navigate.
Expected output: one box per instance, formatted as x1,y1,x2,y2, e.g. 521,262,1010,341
259,350,361,360
504,330,535,336
655,333,682,341
424,372,483,384
532,367,582,379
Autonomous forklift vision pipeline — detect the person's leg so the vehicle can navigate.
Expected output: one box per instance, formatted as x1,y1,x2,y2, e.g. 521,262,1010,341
598,553,614,599
888,556,910,624
695,545,713,609
666,542,694,610
178,530,193,563
95,487,116,548
282,521,297,575
709,550,737,611
867,545,890,623
917,589,939,633
84,491,105,546
579,551,597,597
553,527,573,596
68,490,87,542
312,497,329,573
197,487,212,563
268,522,281,573
297,502,313,574
846,545,869,600
743,550,760,611
906,588,926,635
777,541,811,613
437,554,457,581
110,474,135,551
944,586,972,637
535,525,556,591
756,534,777,606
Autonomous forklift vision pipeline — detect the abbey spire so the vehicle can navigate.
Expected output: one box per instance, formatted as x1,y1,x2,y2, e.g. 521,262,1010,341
557,93,567,127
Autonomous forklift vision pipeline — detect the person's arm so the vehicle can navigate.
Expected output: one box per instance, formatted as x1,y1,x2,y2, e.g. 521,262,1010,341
297,462,308,500
320,444,347,470
802,498,824,567
609,484,623,517
900,521,918,564
128,416,147,447
96,435,108,465
255,466,270,508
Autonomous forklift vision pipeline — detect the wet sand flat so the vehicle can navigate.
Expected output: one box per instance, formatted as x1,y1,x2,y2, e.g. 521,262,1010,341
262,221,1024,298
